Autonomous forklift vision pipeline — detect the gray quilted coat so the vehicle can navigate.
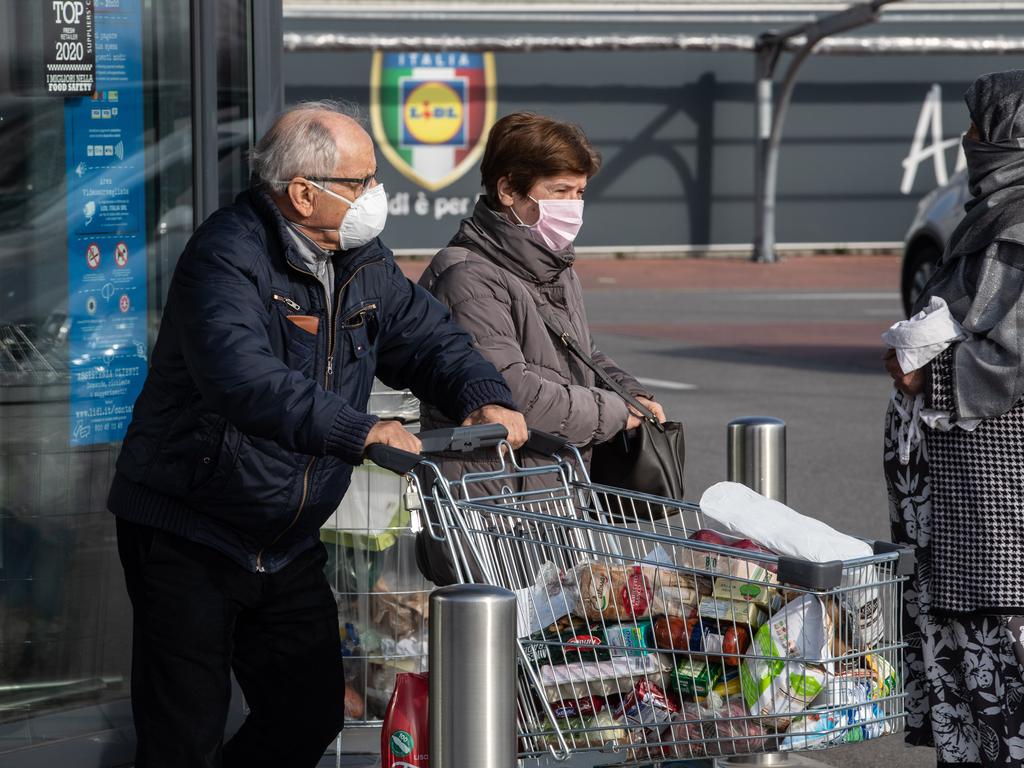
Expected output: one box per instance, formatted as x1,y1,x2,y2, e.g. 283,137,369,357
418,199,649,487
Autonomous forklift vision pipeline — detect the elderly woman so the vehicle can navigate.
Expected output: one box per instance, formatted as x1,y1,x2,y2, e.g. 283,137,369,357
884,70,1024,767
415,113,666,582
420,111,663,455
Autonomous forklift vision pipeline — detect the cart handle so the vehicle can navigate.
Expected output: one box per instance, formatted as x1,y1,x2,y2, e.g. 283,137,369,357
364,427,571,474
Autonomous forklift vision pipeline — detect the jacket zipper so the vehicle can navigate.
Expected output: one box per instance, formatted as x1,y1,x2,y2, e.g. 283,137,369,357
255,257,382,572
272,293,303,312
325,264,378,378
340,302,378,329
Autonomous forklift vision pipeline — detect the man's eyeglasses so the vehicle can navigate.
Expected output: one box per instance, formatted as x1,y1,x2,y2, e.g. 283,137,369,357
304,173,378,189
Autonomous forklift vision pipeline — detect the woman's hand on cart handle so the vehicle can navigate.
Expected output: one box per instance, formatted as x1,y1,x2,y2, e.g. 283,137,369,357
462,404,528,448
363,419,423,454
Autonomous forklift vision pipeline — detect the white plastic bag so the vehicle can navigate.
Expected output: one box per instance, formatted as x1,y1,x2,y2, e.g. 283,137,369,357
699,483,871,563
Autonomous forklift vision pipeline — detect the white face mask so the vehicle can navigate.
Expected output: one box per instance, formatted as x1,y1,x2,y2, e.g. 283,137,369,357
511,195,585,251
306,181,389,250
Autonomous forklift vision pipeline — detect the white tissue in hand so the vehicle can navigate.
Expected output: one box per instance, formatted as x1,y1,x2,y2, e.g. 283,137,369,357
881,296,966,373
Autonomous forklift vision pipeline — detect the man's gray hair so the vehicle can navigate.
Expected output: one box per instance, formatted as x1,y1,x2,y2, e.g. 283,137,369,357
249,100,364,194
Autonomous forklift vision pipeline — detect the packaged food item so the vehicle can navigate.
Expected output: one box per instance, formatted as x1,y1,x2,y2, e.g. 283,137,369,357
652,615,698,651
549,696,605,720
712,547,778,610
688,620,750,666
780,652,898,749
539,654,667,701
522,616,600,666
668,657,723,699
683,529,731,576
381,672,430,767
779,702,887,750
704,671,744,709
828,592,885,650
739,595,832,730
665,700,766,758
572,562,700,622
697,597,767,630
599,620,654,658
612,679,679,748
653,568,708,617
538,711,627,751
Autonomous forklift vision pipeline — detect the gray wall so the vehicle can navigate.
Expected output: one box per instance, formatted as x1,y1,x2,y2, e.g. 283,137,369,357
283,16,1022,250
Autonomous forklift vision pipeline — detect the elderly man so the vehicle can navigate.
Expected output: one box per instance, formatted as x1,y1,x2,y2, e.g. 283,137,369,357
107,101,526,768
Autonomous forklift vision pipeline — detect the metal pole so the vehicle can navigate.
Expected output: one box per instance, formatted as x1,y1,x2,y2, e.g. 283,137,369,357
751,0,904,262
727,416,787,503
752,38,780,264
429,584,517,768
723,417,787,767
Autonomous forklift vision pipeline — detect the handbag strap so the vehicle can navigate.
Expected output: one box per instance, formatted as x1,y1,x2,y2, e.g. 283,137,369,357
539,316,664,431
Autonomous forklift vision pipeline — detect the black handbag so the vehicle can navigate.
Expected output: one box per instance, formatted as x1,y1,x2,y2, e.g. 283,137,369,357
543,320,686,501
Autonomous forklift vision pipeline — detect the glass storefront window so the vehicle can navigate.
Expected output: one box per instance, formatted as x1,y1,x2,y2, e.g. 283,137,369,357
0,0,192,743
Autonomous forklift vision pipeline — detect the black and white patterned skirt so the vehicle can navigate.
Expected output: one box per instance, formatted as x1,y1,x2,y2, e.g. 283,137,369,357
927,349,1024,613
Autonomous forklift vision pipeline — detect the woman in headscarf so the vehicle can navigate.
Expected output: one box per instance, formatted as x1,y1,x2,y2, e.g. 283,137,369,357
884,69,1024,766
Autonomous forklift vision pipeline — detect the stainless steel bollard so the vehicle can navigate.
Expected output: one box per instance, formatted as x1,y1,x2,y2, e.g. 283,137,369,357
723,418,828,768
727,416,787,503
429,584,517,768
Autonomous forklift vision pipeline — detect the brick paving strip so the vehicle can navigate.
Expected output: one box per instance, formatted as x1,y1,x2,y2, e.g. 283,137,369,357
398,254,901,293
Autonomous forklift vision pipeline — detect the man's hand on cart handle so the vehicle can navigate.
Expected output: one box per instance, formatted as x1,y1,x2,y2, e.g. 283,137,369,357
363,420,423,454
462,405,528,448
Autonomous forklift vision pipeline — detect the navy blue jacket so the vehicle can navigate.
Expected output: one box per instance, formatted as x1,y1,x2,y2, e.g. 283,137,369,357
108,188,514,572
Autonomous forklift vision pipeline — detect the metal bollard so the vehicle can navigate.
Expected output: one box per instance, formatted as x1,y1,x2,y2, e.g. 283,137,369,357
722,418,828,768
727,416,787,503
429,584,517,768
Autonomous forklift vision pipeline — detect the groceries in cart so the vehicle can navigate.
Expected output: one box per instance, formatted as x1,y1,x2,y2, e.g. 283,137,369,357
365,426,909,762
509,510,901,757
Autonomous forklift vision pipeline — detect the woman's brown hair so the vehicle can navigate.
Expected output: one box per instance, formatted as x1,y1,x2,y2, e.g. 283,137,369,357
480,112,601,202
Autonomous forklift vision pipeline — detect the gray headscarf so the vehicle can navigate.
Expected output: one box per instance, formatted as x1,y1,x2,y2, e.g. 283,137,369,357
915,70,1024,419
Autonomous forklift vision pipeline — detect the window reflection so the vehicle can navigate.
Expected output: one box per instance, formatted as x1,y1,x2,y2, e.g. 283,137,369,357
0,0,193,742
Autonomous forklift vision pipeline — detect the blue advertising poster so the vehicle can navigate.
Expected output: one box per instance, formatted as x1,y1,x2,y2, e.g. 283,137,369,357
64,0,147,446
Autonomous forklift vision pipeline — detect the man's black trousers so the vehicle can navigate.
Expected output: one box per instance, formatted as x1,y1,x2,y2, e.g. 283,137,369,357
116,517,345,768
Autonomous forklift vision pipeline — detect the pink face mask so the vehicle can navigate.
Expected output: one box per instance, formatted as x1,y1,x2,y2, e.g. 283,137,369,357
511,196,585,251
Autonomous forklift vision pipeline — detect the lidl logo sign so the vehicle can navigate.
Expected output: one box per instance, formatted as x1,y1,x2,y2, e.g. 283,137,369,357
372,51,496,191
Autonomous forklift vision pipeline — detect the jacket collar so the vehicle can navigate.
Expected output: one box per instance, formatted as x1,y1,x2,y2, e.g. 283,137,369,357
243,187,387,280
450,198,575,285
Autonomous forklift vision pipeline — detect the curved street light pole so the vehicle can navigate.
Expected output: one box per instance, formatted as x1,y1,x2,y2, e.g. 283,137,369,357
753,0,905,263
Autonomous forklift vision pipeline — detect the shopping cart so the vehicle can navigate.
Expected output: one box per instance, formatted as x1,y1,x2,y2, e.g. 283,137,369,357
367,425,912,765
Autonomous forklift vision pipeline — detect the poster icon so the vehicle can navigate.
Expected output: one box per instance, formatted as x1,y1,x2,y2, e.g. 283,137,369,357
86,296,97,315
86,243,101,269
371,52,496,191
115,241,129,267
119,294,130,313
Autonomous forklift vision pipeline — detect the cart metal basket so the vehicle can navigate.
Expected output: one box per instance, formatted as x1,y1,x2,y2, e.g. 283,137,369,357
368,427,912,765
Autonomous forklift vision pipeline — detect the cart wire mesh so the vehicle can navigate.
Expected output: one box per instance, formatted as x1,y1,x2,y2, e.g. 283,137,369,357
389,434,910,765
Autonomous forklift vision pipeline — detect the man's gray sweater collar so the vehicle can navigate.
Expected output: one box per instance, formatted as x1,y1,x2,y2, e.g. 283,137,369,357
286,225,335,313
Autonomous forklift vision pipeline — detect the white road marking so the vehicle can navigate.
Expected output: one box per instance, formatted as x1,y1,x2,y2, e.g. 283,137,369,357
741,292,900,301
637,377,698,392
